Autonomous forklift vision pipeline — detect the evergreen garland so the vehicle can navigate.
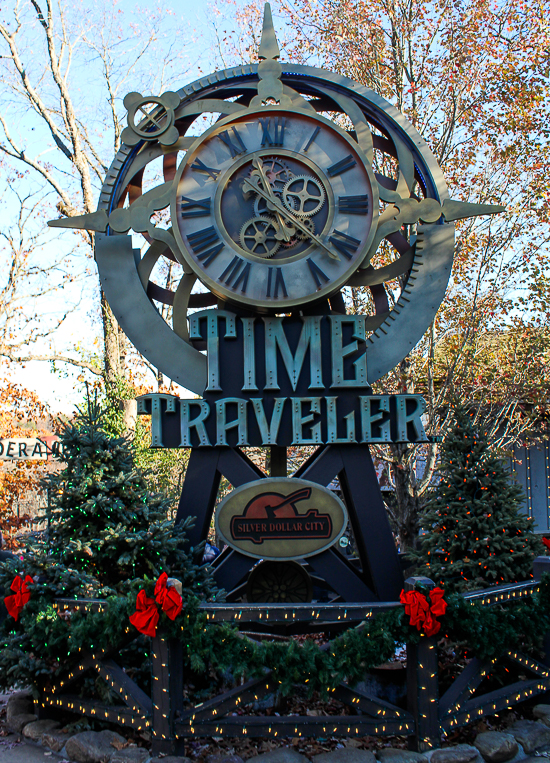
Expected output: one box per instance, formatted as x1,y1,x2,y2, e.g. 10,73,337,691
2,554,549,697
413,405,540,591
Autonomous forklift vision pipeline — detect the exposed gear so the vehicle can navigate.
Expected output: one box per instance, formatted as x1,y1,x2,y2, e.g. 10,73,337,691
239,216,281,258
282,175,326,217
282,217,315,248
259,156,293,193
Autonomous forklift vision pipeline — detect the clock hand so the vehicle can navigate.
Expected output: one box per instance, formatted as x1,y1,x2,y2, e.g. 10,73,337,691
243,175,341,261
250,156,294,242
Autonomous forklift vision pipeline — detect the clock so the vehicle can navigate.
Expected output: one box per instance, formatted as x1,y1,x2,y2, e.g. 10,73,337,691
171,108,377,309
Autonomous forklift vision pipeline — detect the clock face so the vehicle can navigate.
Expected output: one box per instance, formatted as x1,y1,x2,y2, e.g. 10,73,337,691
172,108,378,309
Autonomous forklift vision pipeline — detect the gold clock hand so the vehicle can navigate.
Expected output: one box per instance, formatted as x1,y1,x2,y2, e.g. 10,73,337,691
243,175,341,261
250,156,293,242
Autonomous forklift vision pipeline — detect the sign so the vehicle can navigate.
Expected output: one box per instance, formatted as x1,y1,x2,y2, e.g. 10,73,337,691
137,312,430,448
215,477,348,560
0,437,63,461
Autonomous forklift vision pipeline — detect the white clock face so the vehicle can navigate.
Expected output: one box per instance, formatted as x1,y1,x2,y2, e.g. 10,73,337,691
172,108,378,309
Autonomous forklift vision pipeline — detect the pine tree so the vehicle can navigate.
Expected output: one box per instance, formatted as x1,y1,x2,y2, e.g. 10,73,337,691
414,405,540,592
0,398,218,691
40,398,212,592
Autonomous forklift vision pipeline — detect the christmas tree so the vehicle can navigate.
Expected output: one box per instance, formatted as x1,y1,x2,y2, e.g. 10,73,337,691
0,398,218,691
414,405,540,592
41,398,208,591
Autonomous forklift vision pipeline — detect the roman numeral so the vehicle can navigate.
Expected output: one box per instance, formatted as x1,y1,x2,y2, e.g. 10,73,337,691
329,230,361,260
266,267,288,299
179,196,211,218
338,194,369,215
327,154,357,176
218,127,247,158
187,226,219,252
219,256,251,292
303,126,320,153
187,226,224,266
307,258,330,289
190,157,220,180
260,117,285,146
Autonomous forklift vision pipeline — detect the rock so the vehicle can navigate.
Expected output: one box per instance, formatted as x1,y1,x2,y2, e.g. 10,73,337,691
534,705,550,726
508,720,550,753
207,755,244,763
474,732,518,763
64,729,127,763
22,718,60,741
430,745,480,763
378,751,428,763
41,730,72,752
253,692,277,711
6,690,33,722
149,758,193,763
314,751,377,763
6,711,37,733
110,748,150,763
254,750,309,763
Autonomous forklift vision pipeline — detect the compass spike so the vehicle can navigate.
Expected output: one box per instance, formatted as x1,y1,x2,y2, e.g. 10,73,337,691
48,210,108,232
258,3,280,61
442,198,505,221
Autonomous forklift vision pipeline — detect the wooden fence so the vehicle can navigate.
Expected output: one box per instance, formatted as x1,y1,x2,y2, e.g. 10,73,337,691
40,562,550,757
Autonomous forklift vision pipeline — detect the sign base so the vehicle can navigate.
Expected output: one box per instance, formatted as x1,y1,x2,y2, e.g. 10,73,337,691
175,443,403,604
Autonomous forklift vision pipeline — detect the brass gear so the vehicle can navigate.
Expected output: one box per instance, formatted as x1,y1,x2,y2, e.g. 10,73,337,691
239,216,281,258
282,175,326,217
282,217,315,248
259,156,293,192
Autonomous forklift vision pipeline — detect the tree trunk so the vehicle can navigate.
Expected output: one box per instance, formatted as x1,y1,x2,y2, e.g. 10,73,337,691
101,291,127,389
392,446,421,552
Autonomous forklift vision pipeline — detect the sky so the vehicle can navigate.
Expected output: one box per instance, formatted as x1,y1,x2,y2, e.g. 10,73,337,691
3,0,261,417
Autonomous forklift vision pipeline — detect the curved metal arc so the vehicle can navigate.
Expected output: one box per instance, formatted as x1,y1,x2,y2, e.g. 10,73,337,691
309,84,374,163
348,247,415,287
172,273,197,342
95,233,207,394
177,99,248,119
366,223,455,384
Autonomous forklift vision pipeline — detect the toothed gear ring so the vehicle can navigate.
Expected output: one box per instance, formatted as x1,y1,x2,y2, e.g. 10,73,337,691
282,175,326,217
239,216,281,258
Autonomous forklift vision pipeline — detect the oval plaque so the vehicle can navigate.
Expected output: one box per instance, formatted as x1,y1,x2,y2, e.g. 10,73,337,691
215,478,348,561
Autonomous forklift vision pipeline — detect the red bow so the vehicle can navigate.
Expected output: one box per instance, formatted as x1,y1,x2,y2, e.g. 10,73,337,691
542,538,550,552
429,587,447,617
129,590,160,637
4,575,33,621
400,586,447,637
154,572,183,621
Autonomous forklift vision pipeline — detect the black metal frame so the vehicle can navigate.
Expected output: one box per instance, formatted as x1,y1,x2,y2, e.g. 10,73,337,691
176,444,403,603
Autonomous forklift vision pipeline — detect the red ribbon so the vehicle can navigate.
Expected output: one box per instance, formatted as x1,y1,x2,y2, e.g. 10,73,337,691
542,538,550,552
4,575,33,621
154,572,183,621
400,586,447,637
129,590,160,637
129,574,183,636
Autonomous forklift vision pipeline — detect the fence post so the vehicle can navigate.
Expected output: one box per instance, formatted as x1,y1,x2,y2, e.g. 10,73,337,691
533,556,550,668
151,635,185,756
405,577,440,751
